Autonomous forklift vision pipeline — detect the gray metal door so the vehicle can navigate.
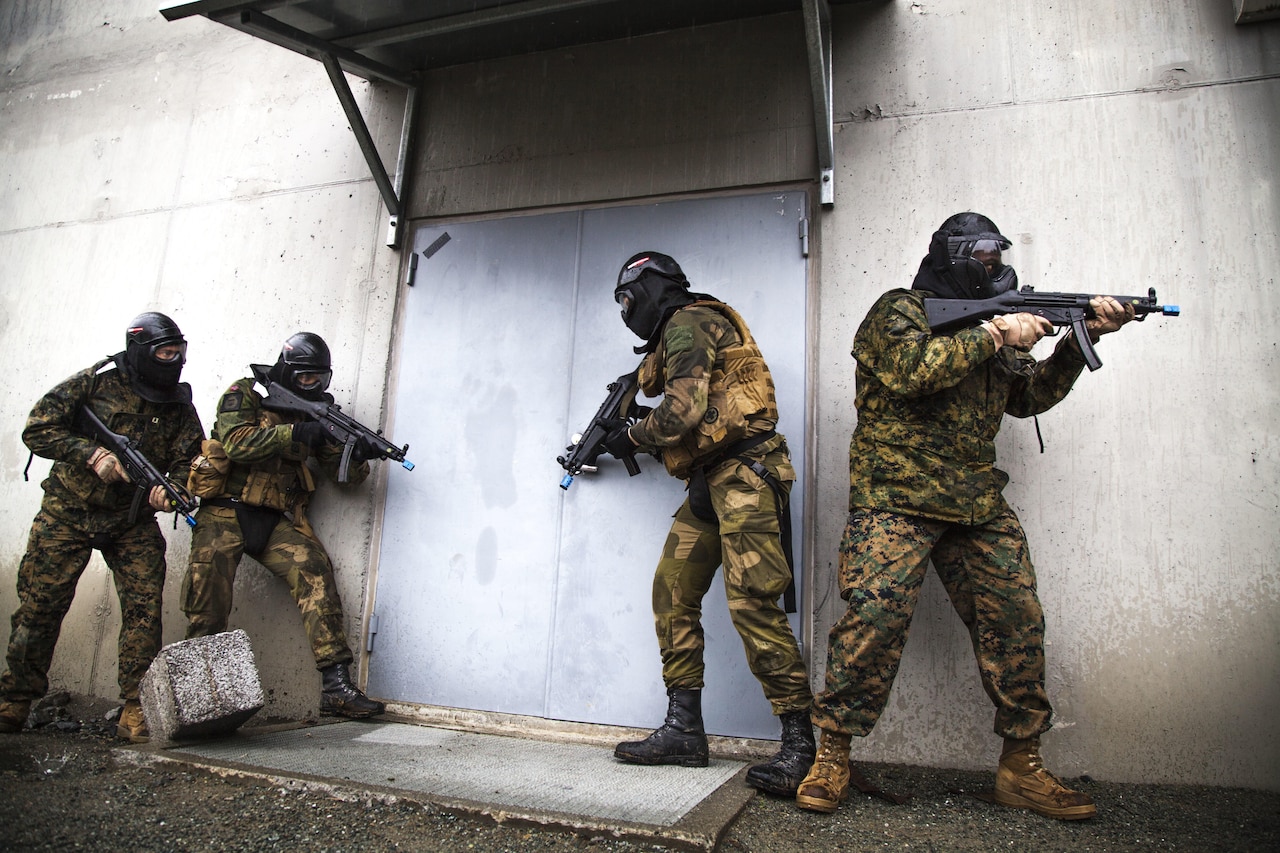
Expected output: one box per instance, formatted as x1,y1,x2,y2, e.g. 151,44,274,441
370,192,809,738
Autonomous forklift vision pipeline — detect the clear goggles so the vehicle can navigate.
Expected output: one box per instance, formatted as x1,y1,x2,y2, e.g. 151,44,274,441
615,287,636,320
150,340,187,364
293,369,332,392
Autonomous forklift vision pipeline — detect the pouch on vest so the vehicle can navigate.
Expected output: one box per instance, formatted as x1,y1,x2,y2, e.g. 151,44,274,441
661,389,749,479
187,439,231,499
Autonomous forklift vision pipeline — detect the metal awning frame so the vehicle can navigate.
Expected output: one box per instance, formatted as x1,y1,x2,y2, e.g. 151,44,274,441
162,1,841,245
163,5,422,248
802,0,835,207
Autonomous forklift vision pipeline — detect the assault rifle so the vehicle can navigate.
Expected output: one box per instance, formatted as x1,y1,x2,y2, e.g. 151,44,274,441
78,405,199,528
250,364,415,485
557,364,645,490
923,286,1180,371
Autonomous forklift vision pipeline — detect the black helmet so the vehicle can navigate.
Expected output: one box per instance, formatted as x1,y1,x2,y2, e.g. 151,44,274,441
123,312,188,400
613,251,695,348
268,332,332,401
925,212,1018,298
615,252,688,291
938,212,1011,247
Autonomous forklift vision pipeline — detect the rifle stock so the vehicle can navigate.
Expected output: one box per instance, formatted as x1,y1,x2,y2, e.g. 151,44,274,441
250,364,414,484
923,286,1180,371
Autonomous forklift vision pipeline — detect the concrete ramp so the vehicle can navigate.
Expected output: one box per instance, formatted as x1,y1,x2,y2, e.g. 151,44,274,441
158,721,754,850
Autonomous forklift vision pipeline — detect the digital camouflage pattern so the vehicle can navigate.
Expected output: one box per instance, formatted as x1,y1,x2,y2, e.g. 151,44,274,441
814,289,1086,740
633,304,810,715
847,289,1087,525
2,362,204,704
183,506,353,669
181,377,368,668
811,508,1051,739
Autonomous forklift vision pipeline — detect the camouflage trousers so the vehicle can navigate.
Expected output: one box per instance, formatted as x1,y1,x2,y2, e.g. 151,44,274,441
811,507,1053,741
654,448,811,715
181,505,353,670
1,493,166,704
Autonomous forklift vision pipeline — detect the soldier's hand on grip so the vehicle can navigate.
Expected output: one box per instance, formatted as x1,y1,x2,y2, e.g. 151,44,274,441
292,420,332,450
1085,296,1135,341
601,419,636,460
88,447,131,484
148,484,172,512
988,313,1052,351
349,434,382,465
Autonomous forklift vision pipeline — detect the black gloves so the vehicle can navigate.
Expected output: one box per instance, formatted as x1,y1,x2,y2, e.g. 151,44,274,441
349,434,383,465
601,420,636,459
293,421,382,466
292,420,332,450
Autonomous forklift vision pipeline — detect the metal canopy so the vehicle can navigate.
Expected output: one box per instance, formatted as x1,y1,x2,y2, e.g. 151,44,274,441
161,1,855,245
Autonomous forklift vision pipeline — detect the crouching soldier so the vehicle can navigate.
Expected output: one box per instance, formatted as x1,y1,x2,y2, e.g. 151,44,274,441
181,332,384,719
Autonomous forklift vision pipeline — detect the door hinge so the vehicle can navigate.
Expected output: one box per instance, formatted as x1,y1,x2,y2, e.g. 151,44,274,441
366,612,379,653
799,217,810,258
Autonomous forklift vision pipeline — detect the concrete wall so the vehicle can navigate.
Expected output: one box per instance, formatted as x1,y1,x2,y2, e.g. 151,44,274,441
2,0,1277,791
0,0,404,720
809,0,1280,792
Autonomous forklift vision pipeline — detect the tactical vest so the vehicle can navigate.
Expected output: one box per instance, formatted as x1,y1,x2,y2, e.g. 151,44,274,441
220,402,317,513
639,300,779,478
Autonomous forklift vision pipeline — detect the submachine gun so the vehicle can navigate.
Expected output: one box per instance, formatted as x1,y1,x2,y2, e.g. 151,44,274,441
78,405,199,528
557,364,647,490
250,364,415,485
923,286,1180,371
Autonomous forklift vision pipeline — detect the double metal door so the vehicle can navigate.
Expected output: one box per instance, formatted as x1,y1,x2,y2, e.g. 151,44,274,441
369,191,809,738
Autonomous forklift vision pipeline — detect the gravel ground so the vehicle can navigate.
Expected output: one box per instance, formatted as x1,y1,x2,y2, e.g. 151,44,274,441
1,694,1277,852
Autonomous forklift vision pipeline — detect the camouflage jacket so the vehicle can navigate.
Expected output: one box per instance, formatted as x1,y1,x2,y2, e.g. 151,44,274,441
22,358,205,514
632,302,780,479
848,289,1089,525
211,377,369,512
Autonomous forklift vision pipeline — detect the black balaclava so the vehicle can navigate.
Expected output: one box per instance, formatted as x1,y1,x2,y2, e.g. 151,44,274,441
613,252,714,354
911,212,1017,300
620,270,699,352
116,311,192,404
267,332,334,402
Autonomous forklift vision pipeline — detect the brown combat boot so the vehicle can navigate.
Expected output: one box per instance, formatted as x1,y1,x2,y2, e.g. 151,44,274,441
795,729,852,813
994,737,1096,820
0,700,31,734
116,700,150,743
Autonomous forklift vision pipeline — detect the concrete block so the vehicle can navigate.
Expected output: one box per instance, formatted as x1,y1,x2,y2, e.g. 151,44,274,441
139,630,265,741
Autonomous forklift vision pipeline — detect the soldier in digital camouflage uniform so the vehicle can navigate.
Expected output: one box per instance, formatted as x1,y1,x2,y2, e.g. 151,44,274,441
601,252,815,796
180,332,383,719
0,313,204,742
796,213,1135,820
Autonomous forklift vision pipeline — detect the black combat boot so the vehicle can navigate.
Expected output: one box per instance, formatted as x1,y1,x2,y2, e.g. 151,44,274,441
320,663,385,719
745,710,817,795
614,688,709,767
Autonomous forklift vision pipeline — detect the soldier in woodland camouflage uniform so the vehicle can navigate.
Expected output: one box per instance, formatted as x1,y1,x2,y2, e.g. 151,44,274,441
0,313,204,742
181,332,383,719
796,213,1135,820
602,252,815,796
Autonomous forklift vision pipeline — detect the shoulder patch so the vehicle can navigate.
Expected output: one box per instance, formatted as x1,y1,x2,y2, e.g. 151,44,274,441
219,391,245,413
664,323,696,356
